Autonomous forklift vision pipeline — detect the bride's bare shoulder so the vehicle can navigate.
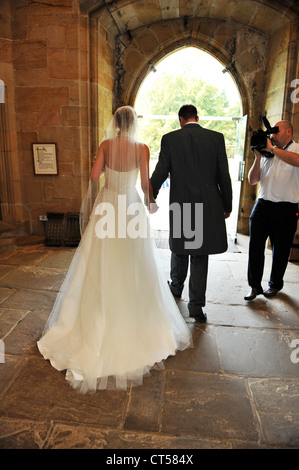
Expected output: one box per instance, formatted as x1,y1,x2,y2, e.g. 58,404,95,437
137,141,149,152
99,138,110,149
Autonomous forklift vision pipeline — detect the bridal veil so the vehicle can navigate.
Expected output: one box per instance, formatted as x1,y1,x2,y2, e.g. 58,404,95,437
37,106,192,393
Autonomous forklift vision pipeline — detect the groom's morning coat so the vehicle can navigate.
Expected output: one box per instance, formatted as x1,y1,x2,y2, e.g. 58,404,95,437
150,123,232,256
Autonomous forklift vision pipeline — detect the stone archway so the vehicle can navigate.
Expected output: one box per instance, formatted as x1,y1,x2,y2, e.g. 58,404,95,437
132,45,245,240
111,17,268,234
115,17,267,119
124,36,249,118
113,17,269,188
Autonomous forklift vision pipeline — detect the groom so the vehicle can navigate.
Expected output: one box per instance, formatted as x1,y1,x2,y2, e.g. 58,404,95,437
150,104,232,322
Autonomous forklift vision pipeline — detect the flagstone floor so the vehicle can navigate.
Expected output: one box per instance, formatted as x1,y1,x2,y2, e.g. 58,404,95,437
0,235,298,449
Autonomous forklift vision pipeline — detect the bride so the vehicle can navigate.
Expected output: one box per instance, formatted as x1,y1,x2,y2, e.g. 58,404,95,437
37,106,192,394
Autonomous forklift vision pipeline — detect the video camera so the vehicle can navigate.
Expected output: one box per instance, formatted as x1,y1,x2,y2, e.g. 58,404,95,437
250,115,279,158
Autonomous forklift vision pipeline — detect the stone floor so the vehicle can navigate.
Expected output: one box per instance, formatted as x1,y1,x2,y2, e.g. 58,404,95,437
0,234,298,450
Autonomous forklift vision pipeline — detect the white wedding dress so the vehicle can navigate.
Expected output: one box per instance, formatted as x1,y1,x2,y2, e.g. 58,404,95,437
37,166,192,393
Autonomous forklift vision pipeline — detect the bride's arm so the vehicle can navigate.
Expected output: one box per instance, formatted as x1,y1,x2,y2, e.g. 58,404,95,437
90,142,106,182
140,144,155,205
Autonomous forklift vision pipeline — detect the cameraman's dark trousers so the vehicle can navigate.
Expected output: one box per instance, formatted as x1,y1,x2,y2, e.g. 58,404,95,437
248,198,298,291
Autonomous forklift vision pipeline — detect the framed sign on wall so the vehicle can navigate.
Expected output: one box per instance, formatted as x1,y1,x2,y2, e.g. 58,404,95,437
32,143,58,175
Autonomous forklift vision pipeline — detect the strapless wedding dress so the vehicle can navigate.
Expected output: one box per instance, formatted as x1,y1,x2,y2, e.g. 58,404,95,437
37,167,192,393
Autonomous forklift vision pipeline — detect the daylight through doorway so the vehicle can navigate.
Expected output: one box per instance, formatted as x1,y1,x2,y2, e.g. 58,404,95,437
134,47,243,244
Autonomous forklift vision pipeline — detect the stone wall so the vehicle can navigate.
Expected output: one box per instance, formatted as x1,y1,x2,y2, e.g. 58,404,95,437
0,1,20,233
94,21,114,146
0,0,114,237
238,19,299,234
264,24,290,126
1,0,86,235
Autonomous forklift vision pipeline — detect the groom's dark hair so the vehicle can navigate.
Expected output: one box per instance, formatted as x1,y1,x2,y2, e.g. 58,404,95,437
178,104,198,121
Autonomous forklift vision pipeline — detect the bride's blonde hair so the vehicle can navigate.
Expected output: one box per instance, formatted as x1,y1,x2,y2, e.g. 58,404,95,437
114,106,137,135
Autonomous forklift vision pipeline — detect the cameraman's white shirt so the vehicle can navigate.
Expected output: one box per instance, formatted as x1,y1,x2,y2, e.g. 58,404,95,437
258,141,299,203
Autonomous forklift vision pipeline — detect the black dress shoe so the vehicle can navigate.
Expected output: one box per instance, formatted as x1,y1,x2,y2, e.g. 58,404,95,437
189,307,207,323
167,280,182,299
244,287,262,301
263,286,280,298
189,312,207,323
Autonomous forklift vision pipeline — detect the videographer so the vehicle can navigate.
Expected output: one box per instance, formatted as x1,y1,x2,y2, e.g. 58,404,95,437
245,120,299,301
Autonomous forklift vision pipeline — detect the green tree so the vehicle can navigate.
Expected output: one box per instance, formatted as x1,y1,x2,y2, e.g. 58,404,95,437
136,71,241,157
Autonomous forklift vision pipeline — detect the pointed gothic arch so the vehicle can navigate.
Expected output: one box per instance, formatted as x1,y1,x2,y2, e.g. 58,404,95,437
119,35,250,119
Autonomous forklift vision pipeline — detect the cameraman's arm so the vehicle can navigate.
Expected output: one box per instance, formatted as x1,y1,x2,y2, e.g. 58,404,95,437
264,138,299,167
271,148,299,166
248,151,261,185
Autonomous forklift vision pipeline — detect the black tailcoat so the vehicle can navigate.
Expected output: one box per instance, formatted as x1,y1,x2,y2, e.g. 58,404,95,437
150,123,233,255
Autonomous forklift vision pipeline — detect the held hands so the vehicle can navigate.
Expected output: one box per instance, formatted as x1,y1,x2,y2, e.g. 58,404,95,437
149,202,159,214
144,195,159,214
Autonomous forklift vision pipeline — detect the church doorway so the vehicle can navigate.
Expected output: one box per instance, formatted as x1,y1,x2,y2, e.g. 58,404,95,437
134,47,245,244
